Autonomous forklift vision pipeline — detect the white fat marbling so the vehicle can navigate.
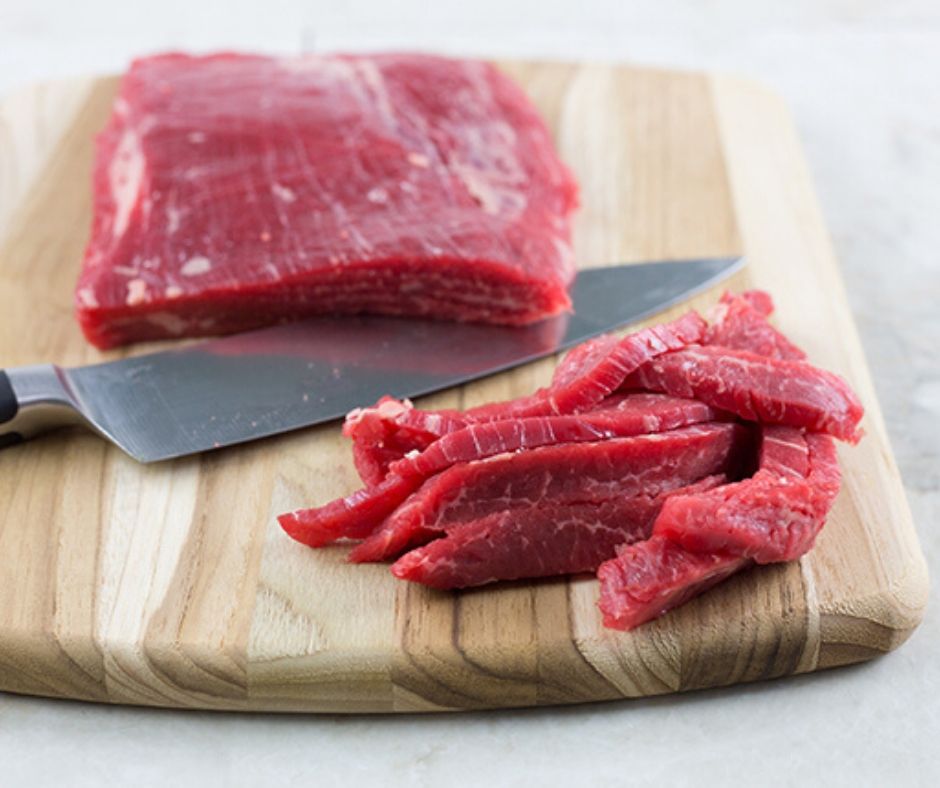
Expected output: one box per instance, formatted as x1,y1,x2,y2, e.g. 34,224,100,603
108,128,144,239
180,255,212,277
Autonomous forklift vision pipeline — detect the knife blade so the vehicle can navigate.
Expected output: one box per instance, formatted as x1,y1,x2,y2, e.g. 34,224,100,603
0,256,742,462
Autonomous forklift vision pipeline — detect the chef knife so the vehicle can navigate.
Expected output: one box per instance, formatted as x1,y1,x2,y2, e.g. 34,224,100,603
0,256,742,462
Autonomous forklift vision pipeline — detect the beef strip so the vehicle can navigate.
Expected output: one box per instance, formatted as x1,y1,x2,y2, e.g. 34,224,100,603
343,311,706,483
653,428,841,563
623,345,864,443
596,426,840,631
351,424,747,562
596,536,748,631
704,290,806,361
392,476,726,589
388,394,722,479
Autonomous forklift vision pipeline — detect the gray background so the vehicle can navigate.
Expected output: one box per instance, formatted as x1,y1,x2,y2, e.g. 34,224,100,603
1,1,937,785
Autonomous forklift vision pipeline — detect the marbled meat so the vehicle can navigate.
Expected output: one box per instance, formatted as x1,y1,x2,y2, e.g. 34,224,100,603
596,426,839,630
77,52,578,348
350,424,746,562
343,311,706,484
391,476,727,589
623,345,864,443
279,289,864,633
653,428,841,563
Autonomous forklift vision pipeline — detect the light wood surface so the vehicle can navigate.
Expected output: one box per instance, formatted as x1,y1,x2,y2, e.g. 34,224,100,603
0,61,927,712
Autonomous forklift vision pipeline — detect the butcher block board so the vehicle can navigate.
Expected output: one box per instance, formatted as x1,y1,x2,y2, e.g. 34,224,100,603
0,60,928,713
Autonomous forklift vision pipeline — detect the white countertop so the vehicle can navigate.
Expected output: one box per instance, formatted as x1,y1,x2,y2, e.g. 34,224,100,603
1,1,938,785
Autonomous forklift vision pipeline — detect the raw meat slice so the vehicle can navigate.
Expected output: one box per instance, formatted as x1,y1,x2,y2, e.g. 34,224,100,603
279,472,420,548
343,312,706,482
77,52,579,348
759,424,810,478
597,425,841,631
654,428,841,563
387,394,723,479
623,345,864,443
392,498,666,589
391,476,727,589
344,396,444,486
462,310,707,419
596,536,748,631
350,423,747,562
704,290,805,361
284,394,724,551
739,290,774,317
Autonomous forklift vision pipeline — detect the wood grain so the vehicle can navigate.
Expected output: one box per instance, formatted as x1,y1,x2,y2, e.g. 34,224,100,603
0,61,927,712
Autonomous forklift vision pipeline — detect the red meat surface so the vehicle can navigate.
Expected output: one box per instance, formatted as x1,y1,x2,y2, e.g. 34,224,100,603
654,428,841,563
739,290,774,317
624,345,864,443
597,536,748,631
597,425,840,630
77,52,578,348
388,394,722,479
392,475,726,589
704,291,806,361
350,423,747,562
343,312,706,483
344,396,444,486
278,289,864,633
285,395,725,551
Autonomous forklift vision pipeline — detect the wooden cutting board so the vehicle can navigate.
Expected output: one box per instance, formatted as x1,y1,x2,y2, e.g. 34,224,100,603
0,61,928,712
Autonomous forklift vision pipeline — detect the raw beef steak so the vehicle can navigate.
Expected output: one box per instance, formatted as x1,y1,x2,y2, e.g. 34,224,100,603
77,52,578,348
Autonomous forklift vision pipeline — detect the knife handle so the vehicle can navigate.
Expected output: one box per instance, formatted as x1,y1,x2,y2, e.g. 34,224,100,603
0,365,85,450
0,371,20,449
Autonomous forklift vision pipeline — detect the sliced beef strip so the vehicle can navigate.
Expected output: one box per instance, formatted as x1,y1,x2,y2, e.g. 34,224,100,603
350,423,748,562
388,394,723,479
596,425,840,631
704,290,806,361
654,428,840,563
464,310,707,419
279,472,421,548
342,311,706,483
391,475,726,589
281,396,728,550
596,536,748,631
623,345,864,443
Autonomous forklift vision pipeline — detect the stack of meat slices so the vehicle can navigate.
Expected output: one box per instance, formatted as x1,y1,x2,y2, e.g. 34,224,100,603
76,53,579,349
279,290,864,631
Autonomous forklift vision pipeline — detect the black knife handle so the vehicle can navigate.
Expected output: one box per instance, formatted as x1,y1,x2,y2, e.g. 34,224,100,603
0,370,24,449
